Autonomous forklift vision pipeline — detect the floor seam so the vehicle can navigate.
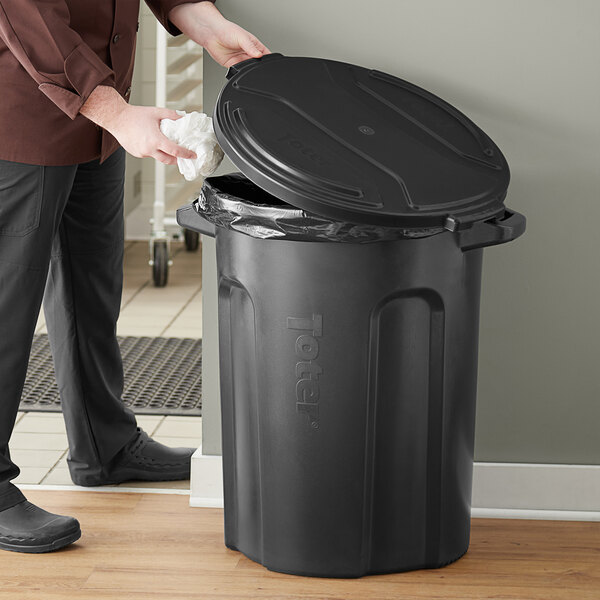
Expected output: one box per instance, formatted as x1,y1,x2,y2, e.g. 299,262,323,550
40,448,70,484
159,285,202,336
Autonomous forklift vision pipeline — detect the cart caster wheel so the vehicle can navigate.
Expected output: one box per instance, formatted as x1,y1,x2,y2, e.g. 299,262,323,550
152,241,169,287
184,228,200,252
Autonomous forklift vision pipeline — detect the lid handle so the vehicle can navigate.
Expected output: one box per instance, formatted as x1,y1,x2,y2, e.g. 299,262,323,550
458,209,526,251
226,52,285,80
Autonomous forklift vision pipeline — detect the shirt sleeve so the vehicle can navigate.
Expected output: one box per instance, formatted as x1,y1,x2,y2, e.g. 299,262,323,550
0,0,115,120
145,0,216,37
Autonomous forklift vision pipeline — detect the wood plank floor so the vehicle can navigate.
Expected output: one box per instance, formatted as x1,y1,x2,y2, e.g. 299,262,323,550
1,491,598,600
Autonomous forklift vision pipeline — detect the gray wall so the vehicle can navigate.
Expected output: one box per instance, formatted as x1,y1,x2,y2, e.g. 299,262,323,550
201,0,600,464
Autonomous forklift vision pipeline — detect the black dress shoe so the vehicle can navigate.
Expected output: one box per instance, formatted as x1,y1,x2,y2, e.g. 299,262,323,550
0,500,81,554
71,427,196,487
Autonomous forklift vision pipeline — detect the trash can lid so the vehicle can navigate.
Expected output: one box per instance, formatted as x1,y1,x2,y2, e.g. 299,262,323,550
214,54,510,230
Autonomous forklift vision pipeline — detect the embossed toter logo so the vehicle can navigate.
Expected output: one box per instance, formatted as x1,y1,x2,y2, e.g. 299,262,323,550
286,314,323,429
278,134,328,167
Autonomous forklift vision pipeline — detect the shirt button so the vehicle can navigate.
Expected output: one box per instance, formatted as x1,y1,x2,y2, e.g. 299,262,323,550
112,34,121,44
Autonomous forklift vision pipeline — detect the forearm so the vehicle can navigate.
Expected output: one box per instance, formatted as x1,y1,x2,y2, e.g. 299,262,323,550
168,1,227,44
80,85,128,132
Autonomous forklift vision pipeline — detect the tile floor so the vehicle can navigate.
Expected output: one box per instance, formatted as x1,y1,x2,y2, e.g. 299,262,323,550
15,240,203,491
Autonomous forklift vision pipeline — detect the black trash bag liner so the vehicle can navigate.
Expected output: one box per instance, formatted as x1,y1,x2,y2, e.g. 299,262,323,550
198,173,444,243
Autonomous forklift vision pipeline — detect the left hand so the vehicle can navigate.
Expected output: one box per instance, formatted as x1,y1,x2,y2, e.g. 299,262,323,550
169,2,270,68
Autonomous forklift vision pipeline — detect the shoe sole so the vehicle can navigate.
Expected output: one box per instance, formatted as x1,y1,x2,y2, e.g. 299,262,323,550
0,528,81,554
73,468,191,487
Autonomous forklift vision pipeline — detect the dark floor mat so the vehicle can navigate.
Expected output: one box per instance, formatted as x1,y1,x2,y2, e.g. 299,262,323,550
19,335,202,416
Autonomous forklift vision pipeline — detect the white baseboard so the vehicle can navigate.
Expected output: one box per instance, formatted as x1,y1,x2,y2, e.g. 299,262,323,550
190,447,224,508
471,508,600,521
190,453,600,520
471,462,600,513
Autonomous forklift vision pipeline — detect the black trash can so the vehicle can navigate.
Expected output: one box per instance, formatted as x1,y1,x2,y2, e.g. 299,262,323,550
177,54,526,578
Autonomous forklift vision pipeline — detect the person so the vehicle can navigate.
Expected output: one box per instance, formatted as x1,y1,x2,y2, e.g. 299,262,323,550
0,0,269,554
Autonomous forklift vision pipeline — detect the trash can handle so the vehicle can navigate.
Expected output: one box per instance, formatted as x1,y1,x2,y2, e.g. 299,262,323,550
176,202,216,238
458,209,526,251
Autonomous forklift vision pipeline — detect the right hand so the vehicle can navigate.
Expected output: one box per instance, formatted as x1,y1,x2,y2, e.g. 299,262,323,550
107,104,197,165
80,85,196,165
169,2,270,68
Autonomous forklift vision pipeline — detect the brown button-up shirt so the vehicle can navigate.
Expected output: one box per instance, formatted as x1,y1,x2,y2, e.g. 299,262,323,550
0,0,212,166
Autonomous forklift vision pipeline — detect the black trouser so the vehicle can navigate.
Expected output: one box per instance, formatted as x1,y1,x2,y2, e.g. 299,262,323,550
0,148,138,510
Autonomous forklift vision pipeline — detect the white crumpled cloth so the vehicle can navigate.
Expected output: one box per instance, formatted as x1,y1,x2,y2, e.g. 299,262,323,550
159,110,224,181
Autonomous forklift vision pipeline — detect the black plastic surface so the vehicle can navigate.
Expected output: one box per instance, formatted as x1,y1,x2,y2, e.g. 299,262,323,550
214,54,510,230
176,203,217,238
458,209,527,251
214,223,483,577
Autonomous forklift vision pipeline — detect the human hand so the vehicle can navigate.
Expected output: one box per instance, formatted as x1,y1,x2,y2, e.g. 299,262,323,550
80,86,196,165
169,2,270,68
106,105,198,165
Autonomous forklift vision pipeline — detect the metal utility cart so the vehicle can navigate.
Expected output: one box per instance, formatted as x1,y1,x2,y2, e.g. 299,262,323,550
149,25,204,286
